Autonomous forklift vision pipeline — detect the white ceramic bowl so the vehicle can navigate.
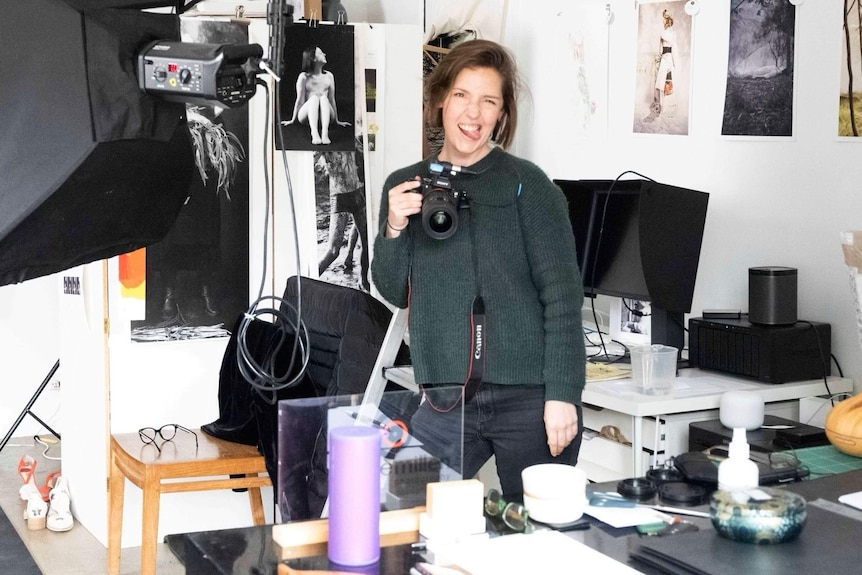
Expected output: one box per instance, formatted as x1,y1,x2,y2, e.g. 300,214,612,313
521,463,588,524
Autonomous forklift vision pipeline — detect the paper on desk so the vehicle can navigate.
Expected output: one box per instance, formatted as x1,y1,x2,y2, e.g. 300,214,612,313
583,504,670,528
443,530,642,575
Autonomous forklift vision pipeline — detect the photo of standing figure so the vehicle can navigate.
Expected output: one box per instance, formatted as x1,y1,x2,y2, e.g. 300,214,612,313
277,25,355,152
652,9,676,116
315,151,369,292
633,1,691,135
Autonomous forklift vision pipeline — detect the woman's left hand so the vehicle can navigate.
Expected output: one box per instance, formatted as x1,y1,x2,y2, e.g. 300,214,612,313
544,400,579,457
337,120,351,127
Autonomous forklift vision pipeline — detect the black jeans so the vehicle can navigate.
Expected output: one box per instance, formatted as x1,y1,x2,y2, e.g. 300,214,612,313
410,383,584,501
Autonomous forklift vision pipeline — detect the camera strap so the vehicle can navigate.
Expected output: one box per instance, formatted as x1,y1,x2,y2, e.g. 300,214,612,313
464,295,485,403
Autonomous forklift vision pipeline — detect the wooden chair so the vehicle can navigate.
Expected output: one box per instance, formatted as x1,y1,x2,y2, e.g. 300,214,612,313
107,428,271,575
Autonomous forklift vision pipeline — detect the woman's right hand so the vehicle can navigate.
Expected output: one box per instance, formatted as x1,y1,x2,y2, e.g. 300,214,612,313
280,119,295,126
386,177,423,235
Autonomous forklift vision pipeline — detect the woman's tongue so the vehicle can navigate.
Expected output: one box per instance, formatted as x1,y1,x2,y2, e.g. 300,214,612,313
460,124,481,140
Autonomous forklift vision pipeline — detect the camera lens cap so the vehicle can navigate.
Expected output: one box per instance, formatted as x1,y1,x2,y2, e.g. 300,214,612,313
658,481,709,506
646,467,685,485
616,477,657,501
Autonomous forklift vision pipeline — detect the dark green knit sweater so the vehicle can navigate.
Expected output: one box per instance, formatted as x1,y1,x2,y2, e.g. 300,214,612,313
371,148,585,405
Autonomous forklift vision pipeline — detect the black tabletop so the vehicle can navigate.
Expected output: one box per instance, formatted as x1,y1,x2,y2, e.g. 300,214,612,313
165,469,862,574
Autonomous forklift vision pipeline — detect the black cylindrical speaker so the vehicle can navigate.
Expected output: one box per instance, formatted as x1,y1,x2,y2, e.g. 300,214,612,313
749,266,797,325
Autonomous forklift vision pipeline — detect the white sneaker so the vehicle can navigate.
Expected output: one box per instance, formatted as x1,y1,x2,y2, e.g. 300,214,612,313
23,491,48,530
46,476,74,532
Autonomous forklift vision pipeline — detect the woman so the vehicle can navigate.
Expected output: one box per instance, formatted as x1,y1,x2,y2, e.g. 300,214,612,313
281,46,350,145
654,9,676,114
371,40,585,501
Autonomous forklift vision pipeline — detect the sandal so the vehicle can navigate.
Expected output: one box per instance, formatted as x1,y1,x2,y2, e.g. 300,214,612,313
23,491,48,530
39,469,62,502
47,476,74,532
18,455,38,500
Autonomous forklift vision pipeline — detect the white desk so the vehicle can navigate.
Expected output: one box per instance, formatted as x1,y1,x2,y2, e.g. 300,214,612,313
377,366,852,480
582,369,853,478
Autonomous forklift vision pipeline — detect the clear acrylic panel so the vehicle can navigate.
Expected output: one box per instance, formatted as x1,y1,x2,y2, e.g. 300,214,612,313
277,385,464,522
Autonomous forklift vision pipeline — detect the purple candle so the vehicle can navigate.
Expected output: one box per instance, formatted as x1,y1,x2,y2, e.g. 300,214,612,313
328,425,381,566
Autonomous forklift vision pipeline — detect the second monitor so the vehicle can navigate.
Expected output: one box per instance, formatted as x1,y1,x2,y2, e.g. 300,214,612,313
554,177,710,354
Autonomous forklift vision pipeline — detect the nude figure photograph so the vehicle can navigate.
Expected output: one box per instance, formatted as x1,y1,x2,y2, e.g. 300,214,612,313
277,25,356,152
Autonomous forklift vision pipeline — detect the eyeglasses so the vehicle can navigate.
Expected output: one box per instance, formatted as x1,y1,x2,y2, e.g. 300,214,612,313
484,489,530,532
138,424,198,453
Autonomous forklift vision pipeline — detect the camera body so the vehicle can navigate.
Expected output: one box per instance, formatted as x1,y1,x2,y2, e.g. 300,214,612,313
415,162,470,240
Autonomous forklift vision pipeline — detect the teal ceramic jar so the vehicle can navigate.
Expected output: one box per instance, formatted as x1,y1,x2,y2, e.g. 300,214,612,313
710,487,807,544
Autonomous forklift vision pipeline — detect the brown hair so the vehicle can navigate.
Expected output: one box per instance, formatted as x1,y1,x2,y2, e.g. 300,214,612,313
424,39,521,150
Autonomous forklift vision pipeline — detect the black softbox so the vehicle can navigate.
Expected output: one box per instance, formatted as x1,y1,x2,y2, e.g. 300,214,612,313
0,0,196,286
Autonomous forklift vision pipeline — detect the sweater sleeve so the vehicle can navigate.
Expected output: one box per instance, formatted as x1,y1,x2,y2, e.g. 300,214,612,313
516,164,586,405
370,172,413,309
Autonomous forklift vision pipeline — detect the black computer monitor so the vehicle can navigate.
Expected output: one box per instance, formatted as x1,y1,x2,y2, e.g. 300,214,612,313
554,178,709,353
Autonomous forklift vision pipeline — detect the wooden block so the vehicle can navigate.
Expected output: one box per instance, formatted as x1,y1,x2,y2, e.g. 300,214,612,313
425,479,483,523
272,506,425,559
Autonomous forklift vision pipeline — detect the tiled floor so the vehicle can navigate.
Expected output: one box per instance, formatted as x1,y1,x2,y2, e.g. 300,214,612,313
0,436,185,575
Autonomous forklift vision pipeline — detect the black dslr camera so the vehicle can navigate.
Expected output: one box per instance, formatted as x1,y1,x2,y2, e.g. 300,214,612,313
415,161,471,240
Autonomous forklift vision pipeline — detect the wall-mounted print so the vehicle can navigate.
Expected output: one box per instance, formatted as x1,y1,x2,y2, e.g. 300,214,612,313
633,1,693,136
131,19,250,342
526,3,610,146
315,151,369,292
722,0,796,137
840,0,862,137
277,24,356,151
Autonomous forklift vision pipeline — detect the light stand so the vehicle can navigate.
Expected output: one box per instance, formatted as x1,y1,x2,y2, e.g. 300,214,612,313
0,359,61,453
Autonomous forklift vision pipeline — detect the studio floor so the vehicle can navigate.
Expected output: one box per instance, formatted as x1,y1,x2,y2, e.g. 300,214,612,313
0,436,185,575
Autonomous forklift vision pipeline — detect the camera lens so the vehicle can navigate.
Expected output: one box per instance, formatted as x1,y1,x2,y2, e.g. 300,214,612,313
429,211,452,233
421,189,459,240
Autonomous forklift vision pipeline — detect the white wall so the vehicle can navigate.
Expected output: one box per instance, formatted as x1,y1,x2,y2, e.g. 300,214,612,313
507,0,862,390
0,275,61,440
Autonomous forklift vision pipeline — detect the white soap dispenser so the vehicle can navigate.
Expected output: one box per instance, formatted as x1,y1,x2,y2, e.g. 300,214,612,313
717,427,759,492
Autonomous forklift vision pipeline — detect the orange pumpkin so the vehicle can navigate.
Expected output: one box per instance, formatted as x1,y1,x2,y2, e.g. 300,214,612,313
825,393,862,457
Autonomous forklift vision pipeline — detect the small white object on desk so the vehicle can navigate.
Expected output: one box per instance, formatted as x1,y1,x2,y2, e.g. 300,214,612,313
521,463,588,524
419,479,487,543
720,390,765,430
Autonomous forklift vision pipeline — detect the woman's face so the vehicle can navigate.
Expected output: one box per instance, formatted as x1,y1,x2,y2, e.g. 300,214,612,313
315,47,327,64
438,66,504,166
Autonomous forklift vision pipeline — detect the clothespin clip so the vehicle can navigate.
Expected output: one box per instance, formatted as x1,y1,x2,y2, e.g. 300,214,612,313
308,9,318,28
335,10,346,26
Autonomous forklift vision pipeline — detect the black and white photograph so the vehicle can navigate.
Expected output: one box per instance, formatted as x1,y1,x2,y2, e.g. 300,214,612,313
315,150,370,292
722,0,796,137
633,0,692,135
277,24,356,151
620,298,651,337
130,19,251,342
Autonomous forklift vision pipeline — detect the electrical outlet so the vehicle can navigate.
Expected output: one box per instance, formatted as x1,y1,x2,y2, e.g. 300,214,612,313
49,380,61,391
